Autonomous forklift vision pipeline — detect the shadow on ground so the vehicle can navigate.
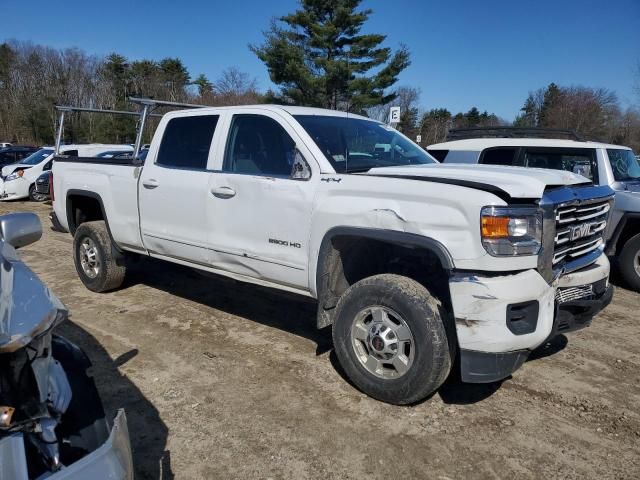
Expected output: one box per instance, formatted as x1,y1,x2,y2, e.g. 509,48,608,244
124,257,334,355
57,320,173,479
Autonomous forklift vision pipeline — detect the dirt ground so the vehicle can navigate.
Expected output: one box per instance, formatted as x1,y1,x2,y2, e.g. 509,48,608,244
3,201,639,479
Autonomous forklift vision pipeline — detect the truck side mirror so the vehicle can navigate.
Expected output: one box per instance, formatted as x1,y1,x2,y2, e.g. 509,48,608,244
0,213,42,248
291,148,312,181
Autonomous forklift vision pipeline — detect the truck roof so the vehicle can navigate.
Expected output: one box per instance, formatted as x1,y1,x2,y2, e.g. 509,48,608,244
428,138,633,151
164,104,373,122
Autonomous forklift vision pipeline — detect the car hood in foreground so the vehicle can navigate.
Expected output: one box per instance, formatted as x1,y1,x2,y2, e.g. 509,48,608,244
0,241,66,353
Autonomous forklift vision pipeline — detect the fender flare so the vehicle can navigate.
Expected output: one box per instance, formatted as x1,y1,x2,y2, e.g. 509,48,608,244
314,226,455,328
65,189,126,261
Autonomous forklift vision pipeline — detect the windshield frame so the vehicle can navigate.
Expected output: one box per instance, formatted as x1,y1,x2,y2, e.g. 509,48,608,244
18,148,54,166
294,114,437,173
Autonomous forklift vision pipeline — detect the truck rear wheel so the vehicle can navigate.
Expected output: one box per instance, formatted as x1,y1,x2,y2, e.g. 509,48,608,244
73,221,126,292
619,233,640,292
332,274,452,405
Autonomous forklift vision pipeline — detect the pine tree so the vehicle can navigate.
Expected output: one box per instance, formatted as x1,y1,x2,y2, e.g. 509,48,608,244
538,83,562,127
397,107,418,139
251,0,410,112
193,74,213,96
514,94,537,127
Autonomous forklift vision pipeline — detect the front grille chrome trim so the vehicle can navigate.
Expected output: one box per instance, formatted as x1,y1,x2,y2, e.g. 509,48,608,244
537,185,614,284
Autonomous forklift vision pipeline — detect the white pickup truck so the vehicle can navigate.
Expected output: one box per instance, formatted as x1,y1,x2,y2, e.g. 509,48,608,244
52,105,614,404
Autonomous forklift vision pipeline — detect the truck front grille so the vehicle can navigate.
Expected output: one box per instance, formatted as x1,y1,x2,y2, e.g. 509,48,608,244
555,284,594,303
553,200,610,266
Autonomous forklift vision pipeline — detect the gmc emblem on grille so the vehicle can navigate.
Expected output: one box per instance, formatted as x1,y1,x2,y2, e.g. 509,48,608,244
570,222,596,241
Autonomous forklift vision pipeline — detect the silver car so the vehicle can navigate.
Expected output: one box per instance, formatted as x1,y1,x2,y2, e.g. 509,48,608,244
0,213,133,479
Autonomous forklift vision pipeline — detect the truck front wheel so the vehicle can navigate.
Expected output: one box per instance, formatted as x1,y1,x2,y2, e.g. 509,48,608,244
73,221,126,292
619,233,640,292
332,274,452,405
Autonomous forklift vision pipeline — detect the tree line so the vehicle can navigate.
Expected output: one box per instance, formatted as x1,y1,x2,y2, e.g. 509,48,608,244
0,41,262,145
1,0,639,151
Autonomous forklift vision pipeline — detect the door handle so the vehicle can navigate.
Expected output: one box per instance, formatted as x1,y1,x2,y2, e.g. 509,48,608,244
210,186,236,199
142,179,159,189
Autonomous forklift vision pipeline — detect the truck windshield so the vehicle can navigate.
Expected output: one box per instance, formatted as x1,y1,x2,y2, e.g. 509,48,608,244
18,148,53,165
608,149,640,181
294,115,436,173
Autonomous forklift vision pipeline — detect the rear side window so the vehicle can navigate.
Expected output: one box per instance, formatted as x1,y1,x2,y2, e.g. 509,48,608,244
523,149,596,181
157,115,219,170
223,115,295,176
427,149,448,162
480,148,517,166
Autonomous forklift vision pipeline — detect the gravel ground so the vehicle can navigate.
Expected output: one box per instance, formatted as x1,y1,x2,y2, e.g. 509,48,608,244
3,201,639,479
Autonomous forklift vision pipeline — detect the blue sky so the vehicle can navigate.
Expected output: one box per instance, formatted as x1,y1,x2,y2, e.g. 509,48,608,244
1,0,638,120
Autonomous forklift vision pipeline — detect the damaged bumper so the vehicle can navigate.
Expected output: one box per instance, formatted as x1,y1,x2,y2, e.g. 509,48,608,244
0,410,133,480
449,253,612,383
0,178,29,201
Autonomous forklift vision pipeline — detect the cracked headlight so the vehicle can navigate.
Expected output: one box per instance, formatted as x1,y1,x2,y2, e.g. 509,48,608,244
5,171,24,181
481,206,542,256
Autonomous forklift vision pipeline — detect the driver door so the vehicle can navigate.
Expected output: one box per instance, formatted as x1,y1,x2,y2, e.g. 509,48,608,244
207,111,318,290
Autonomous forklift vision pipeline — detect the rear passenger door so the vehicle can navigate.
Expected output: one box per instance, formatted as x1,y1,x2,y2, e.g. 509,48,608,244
139,112,223,264
207,111,318,290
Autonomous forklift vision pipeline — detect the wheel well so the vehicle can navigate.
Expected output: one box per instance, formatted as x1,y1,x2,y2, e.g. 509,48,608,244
615,217,640,255
67,194,105,235
316,234,452,329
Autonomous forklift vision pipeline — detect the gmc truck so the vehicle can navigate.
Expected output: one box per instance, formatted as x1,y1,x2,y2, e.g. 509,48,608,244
52,102,614,405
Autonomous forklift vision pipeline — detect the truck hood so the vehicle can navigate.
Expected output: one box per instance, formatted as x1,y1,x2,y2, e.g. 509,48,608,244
366,163,590,199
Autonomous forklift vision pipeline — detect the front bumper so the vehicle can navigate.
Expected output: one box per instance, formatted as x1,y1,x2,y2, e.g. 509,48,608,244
0,177,29,201
0,410,133,480
35,180,50,195
450,253,612,383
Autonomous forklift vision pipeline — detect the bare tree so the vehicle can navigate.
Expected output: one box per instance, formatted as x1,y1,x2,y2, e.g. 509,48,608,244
213,67,260,105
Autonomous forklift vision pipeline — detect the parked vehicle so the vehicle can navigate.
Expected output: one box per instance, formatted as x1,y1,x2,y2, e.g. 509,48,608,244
429,128,640,291
0,146,38,167
0,142,12,148
0,145,133,202
34,148,144,203
52,103,614,405
0,212,133,479
35,170,52,197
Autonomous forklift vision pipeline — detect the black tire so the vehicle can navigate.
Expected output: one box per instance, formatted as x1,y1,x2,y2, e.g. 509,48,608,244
332,274,452,405
28,184,47,202
619,233,640,292
73,220,126,292
52,336,109,463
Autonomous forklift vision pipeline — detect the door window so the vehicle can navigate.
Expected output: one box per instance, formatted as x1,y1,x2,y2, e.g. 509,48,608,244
156,115,219,170
523,149,596,181
480,148,518,166
223,115,296,176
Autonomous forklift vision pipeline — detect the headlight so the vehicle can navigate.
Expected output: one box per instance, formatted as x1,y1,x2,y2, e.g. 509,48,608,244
5,170,24,181
480,206,542,256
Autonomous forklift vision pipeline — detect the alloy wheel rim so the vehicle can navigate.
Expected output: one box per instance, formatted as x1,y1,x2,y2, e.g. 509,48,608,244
79,237,100,279
634,251,640,276
351,305,415,379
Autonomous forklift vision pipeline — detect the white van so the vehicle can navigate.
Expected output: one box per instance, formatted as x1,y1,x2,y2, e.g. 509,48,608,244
0,144,132,201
